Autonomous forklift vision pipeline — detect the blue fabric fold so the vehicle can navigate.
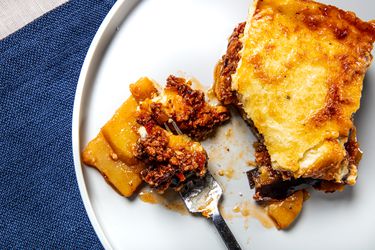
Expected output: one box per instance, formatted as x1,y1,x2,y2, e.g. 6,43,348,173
0,0,116,248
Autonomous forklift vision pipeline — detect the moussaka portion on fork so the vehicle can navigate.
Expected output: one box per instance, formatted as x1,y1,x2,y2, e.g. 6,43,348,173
82,76,230,196
214,0,375,202
134,76,230,192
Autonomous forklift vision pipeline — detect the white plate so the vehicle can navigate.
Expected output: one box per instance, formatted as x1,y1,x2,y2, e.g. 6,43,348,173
72,1,375,249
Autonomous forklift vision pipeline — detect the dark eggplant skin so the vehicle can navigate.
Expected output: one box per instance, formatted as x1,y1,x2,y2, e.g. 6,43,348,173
247,169,319,202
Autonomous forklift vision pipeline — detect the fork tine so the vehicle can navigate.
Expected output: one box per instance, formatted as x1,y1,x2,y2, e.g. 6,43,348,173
164,122,172,132
169,119,183,135
164,119,183,135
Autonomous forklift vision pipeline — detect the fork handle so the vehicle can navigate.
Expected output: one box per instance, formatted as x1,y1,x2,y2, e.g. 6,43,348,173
212,211,242,250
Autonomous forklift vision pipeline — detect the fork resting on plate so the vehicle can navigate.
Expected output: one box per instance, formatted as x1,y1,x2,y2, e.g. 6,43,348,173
165,121,241,250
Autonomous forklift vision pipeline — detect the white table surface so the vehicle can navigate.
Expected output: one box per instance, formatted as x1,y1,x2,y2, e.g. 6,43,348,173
0,0,67,40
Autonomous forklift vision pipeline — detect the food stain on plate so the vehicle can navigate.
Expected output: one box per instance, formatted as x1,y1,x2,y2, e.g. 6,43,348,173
203,110,255,179
221,200,275,230
139,189,189,215
139,191,158,204
217,167,235,179
233,200,275,229
225,128,233,138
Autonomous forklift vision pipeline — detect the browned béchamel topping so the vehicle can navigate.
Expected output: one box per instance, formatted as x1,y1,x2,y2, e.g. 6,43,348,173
215,0,374,208
232,0,374,180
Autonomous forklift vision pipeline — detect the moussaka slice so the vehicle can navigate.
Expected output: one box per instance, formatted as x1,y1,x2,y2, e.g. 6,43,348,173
214,0,375,202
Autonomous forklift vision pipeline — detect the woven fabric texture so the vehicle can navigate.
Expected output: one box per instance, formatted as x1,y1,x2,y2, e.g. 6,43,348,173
0,0,116,248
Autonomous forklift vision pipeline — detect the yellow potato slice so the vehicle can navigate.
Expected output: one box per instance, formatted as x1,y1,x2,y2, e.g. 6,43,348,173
267,190,305,229
82,77,159,197
130,77,158,102
82,132,143,197
101,96,140,165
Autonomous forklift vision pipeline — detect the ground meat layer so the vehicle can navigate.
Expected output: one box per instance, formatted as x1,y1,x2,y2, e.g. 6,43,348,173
134,125,207,192
137,75,230,141
213,22,246,105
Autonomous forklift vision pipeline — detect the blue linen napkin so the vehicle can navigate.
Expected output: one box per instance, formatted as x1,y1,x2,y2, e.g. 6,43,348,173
0,0,116,248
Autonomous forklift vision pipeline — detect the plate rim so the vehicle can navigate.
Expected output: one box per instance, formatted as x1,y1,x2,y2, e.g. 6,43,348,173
71,0,139,249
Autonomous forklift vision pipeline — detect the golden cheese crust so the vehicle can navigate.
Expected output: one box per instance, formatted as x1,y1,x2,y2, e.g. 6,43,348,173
232,0,375,180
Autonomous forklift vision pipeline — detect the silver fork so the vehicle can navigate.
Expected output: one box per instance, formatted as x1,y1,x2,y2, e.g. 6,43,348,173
165,120,242,250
